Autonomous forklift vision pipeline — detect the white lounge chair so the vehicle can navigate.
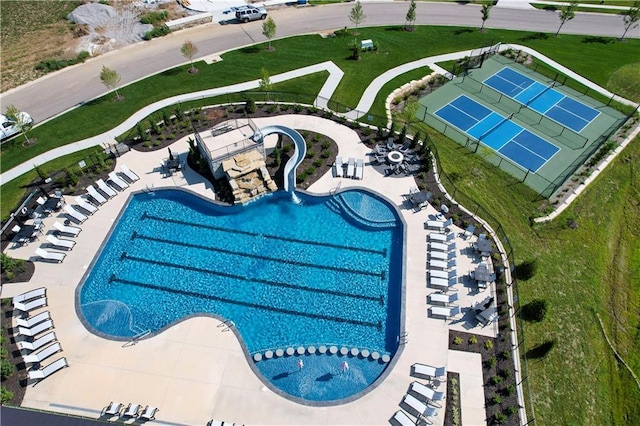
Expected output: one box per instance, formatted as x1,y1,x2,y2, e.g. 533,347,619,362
346,157,355,178
18,319,54,337
428,291,459,305
355,158,364,180
429,305,461,319
28,356,68,382
13,287,46,304
140,406,158,421
53,221,81,237
428,259,448,270
122,403,141,418
409,381,445,407
46,234,76,251
108,171,129,190
429,242,456,253
428,251,449,261
334,156,344,178
13,297,47,314
401,393,435,418
121,164,140,182
391,410,416,426
16,311,51,328
463,224,475,239
411,364,447,381
75,196,98,214
87,185,107,205
427,276,457,291
17,331,57,352
428,269,448,280
97,178,117,198
64,204,87,224
34,248,66,263
424,218,453,231
22,342,62,365
102,401,123,417
429,232,454,243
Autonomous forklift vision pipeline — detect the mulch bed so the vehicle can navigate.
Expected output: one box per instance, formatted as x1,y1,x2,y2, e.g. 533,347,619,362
1,299,28,406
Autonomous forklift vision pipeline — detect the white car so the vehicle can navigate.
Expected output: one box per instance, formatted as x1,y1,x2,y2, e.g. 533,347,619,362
1,112,33,141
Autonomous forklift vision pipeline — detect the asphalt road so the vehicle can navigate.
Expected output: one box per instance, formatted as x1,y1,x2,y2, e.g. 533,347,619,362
0,2,635,123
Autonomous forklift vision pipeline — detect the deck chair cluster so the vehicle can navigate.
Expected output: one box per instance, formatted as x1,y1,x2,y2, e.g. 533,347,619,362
33,165,140,263
425,228,461,320
101,402,158,421
333,156,364,180
392,363,447,425
12,288,68,384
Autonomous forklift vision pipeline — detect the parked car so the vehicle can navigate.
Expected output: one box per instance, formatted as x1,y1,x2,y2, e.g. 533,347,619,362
234,5,267,23
1,112,33,141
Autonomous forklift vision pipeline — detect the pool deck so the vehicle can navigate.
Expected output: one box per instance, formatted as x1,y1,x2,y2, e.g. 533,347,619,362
2,115,495,426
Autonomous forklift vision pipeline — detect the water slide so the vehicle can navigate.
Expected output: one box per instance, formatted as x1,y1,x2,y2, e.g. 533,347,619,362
255,125,307,194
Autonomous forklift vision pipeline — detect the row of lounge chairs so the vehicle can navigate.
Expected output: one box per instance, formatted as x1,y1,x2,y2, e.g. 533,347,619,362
392,363,447,425
102,401,158,420
426,229,461,320
12,288,69,384
334,156,364,179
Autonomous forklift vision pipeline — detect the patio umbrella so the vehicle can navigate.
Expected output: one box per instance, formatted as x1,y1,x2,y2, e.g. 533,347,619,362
441,204,449,214
168,148,174,161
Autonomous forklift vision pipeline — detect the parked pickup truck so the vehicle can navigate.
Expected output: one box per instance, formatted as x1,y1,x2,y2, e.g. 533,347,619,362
1,112,33,141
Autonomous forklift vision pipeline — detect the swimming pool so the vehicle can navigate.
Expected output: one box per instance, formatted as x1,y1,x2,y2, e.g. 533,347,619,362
77,188,404,403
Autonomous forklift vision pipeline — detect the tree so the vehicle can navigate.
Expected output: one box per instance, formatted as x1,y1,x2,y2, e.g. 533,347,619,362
5,104,32,145
480,1,493,32
180,40,199,73
348,0,366,39
262,17,277,51
620,1,640,41
100,65,123,101
259,68,273,101
405,0,417,32
555,0,578,37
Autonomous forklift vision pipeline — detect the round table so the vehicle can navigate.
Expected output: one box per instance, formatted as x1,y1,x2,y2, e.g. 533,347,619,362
387,151,404,164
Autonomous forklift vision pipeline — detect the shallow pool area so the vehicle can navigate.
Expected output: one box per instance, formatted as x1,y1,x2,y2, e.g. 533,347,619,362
77,188,404,403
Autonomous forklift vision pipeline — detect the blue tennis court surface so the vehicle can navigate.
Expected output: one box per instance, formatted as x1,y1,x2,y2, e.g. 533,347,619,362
483,67,600,133
435,95,559,172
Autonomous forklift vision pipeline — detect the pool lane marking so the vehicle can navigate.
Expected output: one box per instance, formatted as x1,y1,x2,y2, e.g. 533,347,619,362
142,213,387,257
117,254,385,304
110,274,383,330
131,232,384,279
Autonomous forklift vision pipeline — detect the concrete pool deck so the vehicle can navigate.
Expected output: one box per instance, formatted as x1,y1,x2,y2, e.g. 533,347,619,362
2,114,496,426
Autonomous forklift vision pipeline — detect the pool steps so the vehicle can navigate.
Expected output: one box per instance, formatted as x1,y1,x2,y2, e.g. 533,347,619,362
327,194,397,230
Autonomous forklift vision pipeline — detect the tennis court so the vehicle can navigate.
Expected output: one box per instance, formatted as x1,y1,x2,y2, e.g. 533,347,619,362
435,95,559,172
483,67,600,133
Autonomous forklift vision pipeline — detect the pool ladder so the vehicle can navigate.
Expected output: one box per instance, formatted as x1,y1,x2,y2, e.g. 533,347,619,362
217,319,235,332
329,181,342,197
122,329,151,347
398,332,409,345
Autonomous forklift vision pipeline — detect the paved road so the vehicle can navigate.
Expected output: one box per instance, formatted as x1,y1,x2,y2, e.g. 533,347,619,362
1,2,635,123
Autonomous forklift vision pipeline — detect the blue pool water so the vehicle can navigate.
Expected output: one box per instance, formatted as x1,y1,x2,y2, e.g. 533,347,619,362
78,188,404,403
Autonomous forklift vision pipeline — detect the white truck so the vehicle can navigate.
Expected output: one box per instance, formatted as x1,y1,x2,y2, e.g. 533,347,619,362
1,112,33,141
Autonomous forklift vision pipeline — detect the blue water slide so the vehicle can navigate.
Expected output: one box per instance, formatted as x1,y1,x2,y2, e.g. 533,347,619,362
255,125,307,193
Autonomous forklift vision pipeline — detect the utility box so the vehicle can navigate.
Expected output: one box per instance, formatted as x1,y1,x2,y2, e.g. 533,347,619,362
361,39,374,51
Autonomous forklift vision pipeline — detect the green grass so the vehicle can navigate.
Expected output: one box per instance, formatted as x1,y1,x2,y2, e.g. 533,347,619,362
2,27,638,173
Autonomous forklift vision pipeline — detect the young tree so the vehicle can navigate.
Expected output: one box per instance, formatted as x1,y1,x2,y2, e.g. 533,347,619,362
180,40,199,73
620,1,640,41
405,0,417,32
5,104,32,145
259,68,273,101
348,0,366,39
480,1,493,32
100,65,123,101
262,17,277,51
555,0,578,37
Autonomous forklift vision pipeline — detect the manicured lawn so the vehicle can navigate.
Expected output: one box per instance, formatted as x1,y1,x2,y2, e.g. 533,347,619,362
2,27,638,173
1,24,639,425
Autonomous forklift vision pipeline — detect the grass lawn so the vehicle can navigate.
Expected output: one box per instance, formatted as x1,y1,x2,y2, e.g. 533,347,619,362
2,27,638,173
1,24,639,424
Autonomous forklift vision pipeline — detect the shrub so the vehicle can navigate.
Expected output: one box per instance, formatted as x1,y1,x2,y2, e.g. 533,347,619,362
153,140,161,146
174,107,185,121
484,340,494,350
504,384,515,396
321,141,331,150
506,406,518,416
0,360,14,380
485,356,497,369
245,99,257,114
143,25,171,41
168,134,176,140
501,350,511,360
162,109,171,126
313,159,323,168
305,166,315,175
272,145,281,167
321,150,330,159
305,150,316,159
468,335,478,344
491,375,503,385
521,299,548,322
499,368,511,379
140,10,168,25
453,336,463,345
1,387,13,404
493,412,507,424
362,127,372,137
491,395,502,405
143,141,152,148
65,167,79,187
